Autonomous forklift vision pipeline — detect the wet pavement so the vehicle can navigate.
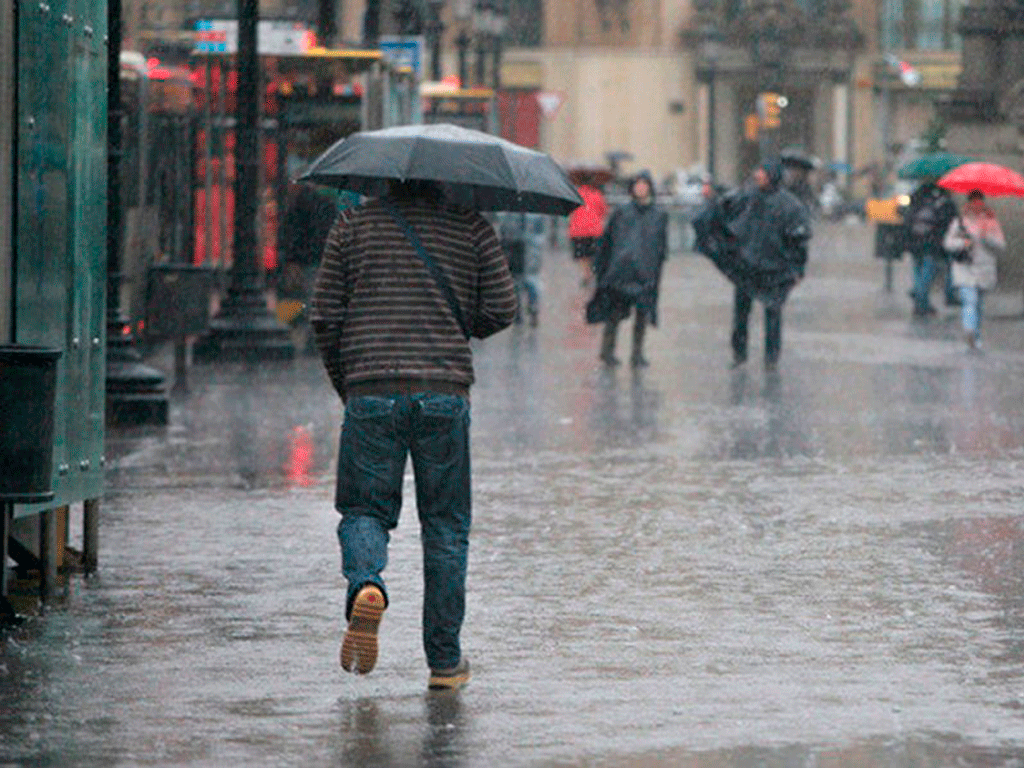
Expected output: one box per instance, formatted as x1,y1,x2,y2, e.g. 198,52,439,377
4,220,1024,767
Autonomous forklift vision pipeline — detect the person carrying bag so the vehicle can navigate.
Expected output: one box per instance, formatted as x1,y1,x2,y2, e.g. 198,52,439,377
942,189,1005,350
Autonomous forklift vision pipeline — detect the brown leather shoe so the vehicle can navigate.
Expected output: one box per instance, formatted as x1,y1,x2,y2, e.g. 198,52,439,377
340,585,386,674
428,658,471,691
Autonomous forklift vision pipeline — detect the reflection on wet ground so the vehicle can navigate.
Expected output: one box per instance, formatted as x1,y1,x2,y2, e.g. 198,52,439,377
3,222,1024,767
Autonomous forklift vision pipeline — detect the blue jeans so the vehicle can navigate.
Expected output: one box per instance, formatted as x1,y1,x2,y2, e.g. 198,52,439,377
911,246,939,313
959,285,984,335
335,392,472,670
513,274,540,321
942,257,959,305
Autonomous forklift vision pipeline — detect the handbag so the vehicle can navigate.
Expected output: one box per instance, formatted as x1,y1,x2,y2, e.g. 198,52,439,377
946,218,973,264
383,202,471,339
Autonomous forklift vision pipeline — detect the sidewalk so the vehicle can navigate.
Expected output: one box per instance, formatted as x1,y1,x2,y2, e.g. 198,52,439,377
2,219,1024,768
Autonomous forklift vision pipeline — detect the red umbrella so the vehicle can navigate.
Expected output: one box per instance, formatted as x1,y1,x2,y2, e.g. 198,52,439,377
937,162,1024,197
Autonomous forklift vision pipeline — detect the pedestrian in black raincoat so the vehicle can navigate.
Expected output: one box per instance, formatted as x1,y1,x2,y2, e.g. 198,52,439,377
695,160,810,369
586,171,668,367
905,180,958,316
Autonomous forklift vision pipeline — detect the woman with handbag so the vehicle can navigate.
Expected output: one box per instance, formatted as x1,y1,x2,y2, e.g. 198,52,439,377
942,189,1006,350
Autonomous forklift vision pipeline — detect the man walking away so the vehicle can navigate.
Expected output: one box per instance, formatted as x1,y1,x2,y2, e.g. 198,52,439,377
728,161,811,370
586,171,668,368
905,179,958,316
311,179,517,691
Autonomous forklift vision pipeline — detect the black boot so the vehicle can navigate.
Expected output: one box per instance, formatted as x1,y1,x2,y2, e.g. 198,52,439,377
630,316,649,368
600,322,620,366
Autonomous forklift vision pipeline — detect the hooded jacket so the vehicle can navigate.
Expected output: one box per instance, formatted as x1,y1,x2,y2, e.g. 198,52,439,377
587,172,669,325
694,161,811,306
906,182,957,250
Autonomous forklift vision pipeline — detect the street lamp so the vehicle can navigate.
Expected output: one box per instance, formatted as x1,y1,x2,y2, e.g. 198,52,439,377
453,0,473,86
696,30,722,180
426,0,447,81
473,0,492,86
194,0,295,362
106,0,169,424
490,0,508,91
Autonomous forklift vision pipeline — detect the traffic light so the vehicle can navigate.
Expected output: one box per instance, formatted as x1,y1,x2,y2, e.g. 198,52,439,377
757,92,788,130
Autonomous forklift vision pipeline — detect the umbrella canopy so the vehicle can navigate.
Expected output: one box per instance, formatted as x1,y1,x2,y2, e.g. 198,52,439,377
937,161,1024,197
299,123,582,215
897,152,975,180
780,148,821,171
565,163,615,186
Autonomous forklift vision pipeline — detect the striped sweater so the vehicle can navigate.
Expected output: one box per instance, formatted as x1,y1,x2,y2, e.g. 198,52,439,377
310,196,517,400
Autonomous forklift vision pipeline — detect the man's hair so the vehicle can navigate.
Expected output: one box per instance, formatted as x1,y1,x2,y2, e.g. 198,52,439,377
967,189,985,201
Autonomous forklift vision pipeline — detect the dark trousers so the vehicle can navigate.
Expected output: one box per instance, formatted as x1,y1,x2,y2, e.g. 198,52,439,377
731,288,782,366
600,306,649,364
335,392,471,670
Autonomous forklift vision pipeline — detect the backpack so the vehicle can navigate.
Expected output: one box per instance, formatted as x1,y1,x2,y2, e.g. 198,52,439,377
909,197,940,238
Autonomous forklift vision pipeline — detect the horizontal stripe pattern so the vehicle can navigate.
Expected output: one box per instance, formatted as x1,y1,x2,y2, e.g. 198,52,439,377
311,197,517,397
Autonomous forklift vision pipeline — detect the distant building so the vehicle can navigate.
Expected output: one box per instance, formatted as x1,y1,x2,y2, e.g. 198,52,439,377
126,0,967,189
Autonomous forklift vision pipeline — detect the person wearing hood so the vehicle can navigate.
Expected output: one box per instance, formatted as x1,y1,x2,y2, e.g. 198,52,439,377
726,160,811,370
586,171,669,367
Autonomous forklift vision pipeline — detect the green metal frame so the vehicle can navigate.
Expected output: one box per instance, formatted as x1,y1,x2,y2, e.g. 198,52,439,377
14,0,107,517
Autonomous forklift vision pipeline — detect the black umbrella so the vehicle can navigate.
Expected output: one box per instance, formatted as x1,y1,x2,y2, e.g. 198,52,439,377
779,148,821,171
692,196,761,295
299,123,583,215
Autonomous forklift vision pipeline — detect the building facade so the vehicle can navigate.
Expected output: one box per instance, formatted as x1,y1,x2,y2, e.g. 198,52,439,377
125,0,967,188
938,0,1024,292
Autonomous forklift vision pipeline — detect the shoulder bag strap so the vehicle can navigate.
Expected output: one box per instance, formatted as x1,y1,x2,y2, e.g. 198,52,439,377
382,202,471,340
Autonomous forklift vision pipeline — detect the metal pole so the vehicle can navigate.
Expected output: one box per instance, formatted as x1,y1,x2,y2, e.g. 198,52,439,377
457,31,469,87
475,35,486,86
204,58,213,266
193,0,294,361
218,62,228,270
82,498,99,575
1,503,9,607
236,0,259,283
105,0,168,425
491,34,502,90
1,0,14,342
708,68,716,179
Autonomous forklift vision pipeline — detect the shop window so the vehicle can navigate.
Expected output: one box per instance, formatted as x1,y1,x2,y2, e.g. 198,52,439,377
879,0,965,50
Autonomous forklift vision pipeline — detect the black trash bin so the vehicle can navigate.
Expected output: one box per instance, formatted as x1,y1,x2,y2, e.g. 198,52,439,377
0,345,62,503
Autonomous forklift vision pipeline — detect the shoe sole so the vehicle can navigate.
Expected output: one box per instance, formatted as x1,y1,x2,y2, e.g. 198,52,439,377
428,664,471,691
340,587,386,675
